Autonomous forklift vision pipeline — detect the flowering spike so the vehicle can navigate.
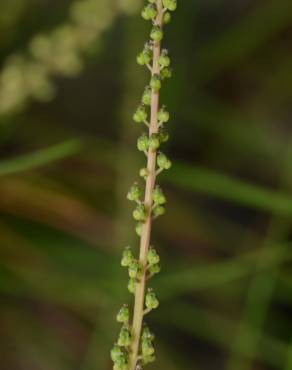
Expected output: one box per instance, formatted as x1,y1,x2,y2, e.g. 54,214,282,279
112,1,176,368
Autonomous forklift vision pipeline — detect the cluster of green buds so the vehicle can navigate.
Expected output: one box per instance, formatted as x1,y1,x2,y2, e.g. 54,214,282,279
111,1,177,369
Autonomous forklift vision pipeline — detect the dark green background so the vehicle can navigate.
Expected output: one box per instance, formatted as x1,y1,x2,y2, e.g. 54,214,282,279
1,1,292,369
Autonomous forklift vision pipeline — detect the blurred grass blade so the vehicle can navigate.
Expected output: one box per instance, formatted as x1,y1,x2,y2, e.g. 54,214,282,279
155,302,287,369
197,0,292,81
164,161,292,216
0,139,82,176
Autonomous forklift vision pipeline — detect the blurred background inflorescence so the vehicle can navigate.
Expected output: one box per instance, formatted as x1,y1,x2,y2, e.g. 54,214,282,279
1,1,292,370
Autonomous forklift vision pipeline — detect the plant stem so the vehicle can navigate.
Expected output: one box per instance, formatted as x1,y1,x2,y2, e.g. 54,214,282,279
128,2,164,369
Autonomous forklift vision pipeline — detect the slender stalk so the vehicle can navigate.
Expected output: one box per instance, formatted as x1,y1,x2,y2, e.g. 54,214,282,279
128,4,164,369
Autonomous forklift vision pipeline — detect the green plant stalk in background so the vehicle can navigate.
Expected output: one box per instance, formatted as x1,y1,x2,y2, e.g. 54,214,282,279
111,1,177,369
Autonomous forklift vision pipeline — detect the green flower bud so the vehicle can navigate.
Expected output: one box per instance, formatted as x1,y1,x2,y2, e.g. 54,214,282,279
127,183,142,202
140,167,149,179
159,49,171,68
163,0,177,11
141,4,157,20
111,344,123,362
137,133,149,152
142,325,155,341
116,304,130,324
117,325,132,347
121,246,134,267
142,355,156,365
147,247,160,265
136,51,151,66
133,204,147,222
159,129,169,143
157,152,172,170
113,363,127,370
149,263,161,275
135,222,143,236
153,185,166,205
141,338,155,356
153,205,166,218
133,105,148,123
158,106,170,123
161,67,172,79
142,86,152,106
163,11,172,24
148,133,160,150
128,278,136,294
128,260,142,279
150,26,164,42
145,288,159,309
150,74,161,92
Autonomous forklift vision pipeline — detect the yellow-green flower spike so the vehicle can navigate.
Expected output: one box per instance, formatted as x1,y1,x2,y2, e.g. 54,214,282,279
111,0,176,368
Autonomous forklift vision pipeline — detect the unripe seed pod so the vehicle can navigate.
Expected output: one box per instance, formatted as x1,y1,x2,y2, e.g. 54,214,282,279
121,246,134,267
153,205,166,218
163,11,172,24
145,288,159,309
137,133,149,152
159,130,169,143
142,325,155,341
136,51,151,66
149,263,161,275
111,345,123,362
133,204,147,222
147,247,160,265
141,4,157,20
133,105,147,123
148,133,160,150
158,106,170,123
128,260,142,279
153,185,166,205
142,86,152,105
127,182,142,202
163,0,177,11
142,355,156,365
135,222,143,236
141,338,155,356
128,278,136,294
116,304,130,324
139,167,149,179
159,49,171,68
117,325,132,347
150,74,161,92
161,67,172,79
150,26,163,42
157,153,172,170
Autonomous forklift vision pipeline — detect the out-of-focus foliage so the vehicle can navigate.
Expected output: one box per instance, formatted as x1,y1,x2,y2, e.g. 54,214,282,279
1,1,292,370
